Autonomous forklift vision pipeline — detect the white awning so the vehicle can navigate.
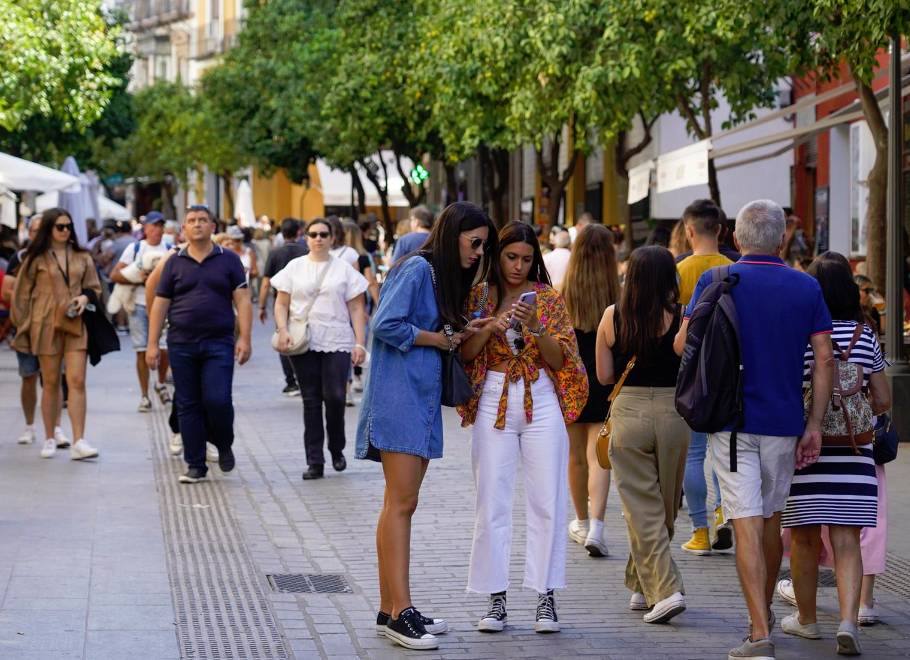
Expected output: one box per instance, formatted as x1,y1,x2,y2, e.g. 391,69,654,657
0,152,80,193
36,190,131,220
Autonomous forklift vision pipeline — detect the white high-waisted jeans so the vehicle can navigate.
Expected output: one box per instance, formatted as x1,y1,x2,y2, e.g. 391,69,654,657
467,370,568,594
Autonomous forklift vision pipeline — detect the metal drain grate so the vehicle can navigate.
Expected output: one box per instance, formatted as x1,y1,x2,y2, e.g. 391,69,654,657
148,410,290,659
267,573,353,594
778,568,838,587
879,552,910,600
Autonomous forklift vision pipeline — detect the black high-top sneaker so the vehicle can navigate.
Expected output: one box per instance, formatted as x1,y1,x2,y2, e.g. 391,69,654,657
534,589,560,633
478,591,507,632
384,607,439,650
376,609,447,635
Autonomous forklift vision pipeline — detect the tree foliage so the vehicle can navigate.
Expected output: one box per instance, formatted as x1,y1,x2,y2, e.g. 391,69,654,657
0,0,120,133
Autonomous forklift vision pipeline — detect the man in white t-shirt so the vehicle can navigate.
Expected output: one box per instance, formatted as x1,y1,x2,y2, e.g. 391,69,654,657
111,211,171,412
543,226,572,289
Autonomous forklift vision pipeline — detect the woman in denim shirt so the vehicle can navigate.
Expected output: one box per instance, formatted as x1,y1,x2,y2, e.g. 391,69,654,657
356,202,498,651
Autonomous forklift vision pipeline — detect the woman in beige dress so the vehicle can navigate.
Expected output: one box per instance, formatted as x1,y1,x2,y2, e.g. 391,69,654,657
11,208,102,460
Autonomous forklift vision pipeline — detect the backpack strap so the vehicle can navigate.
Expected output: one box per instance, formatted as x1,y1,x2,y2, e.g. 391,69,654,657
843,324,864,360
132,240,143,264
711,265,732,283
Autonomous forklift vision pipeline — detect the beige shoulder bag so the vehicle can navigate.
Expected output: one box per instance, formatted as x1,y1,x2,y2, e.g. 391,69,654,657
595,355,637,469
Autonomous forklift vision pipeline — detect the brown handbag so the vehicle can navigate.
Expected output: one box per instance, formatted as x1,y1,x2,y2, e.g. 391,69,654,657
54,300,83,337
595,355,637,469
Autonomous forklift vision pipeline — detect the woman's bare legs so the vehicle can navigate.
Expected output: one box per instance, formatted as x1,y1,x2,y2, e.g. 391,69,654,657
567,424,589,520
63,350,88,441
790,525,822,624
37,354,63,441
829,525,863,626
377,452,429,618
860,574,875,608
585,423,610,520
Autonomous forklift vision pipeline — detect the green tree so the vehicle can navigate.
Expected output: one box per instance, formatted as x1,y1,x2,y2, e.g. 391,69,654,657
0,0,120,133
800,0,910,291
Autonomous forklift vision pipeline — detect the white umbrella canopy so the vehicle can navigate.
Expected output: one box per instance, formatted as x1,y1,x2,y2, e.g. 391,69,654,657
57,156,100,246
0,151,80,193
235,179,255,227
36,189,131,221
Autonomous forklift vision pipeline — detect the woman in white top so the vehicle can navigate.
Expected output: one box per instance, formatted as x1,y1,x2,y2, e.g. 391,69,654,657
327,215,360,267
272,218,369,480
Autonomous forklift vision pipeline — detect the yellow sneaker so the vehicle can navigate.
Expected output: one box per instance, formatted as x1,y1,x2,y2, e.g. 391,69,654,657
712,506,733,551
681,528,712,555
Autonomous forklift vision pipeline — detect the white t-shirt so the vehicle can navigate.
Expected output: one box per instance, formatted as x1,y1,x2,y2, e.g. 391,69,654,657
270,255,368,352
543,247,571,289
118,239,170,306
330,245,359,267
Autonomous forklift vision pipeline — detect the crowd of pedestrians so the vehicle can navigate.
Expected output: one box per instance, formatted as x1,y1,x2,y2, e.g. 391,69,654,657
1,194,897,660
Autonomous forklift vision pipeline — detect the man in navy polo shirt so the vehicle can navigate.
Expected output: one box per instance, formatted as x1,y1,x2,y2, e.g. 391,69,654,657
146,204,253,484
676,199,834,660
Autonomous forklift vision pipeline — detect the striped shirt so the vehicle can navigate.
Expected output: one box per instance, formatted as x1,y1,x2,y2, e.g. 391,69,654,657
803,320,885,388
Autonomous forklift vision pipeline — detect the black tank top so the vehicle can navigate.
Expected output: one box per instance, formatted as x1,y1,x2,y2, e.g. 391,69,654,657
611,306,682,387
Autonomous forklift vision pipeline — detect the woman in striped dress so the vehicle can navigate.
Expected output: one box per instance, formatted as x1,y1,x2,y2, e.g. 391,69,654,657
780,254,891,654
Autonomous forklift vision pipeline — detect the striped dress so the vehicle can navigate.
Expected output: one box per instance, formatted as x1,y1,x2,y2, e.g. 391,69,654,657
781,320,883,528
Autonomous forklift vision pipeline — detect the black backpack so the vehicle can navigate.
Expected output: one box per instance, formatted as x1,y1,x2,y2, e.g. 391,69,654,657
675,265,745,470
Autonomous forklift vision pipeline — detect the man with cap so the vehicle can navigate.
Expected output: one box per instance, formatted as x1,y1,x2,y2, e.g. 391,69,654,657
111,210,172,412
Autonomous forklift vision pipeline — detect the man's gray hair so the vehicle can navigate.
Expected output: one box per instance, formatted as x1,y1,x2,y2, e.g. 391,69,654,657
553,231,571,249
735,199,786,254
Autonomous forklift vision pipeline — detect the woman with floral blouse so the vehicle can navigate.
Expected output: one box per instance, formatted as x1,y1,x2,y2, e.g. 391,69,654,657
459,222,587,635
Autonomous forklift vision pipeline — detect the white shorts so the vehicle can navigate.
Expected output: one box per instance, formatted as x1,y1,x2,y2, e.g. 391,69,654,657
710,432,797,520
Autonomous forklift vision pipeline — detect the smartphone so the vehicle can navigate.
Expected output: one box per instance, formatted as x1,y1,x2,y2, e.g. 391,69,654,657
509,291,537,329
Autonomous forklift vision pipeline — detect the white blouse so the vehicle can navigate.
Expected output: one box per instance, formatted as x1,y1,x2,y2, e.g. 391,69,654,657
270,255,368,352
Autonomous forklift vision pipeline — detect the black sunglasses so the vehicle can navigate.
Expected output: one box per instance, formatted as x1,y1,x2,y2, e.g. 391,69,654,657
54,223,72,232
468,236,488,250
308,231,331,239
861,287,875,295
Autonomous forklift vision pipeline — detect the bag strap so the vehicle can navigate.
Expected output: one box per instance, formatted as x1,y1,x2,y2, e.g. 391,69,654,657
422,255,456,340
608,355,637,403
843,324,864,360
297,258,333,324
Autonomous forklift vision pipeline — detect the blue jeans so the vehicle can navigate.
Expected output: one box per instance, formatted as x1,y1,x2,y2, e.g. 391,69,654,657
168,340,235,473
683,431,721,529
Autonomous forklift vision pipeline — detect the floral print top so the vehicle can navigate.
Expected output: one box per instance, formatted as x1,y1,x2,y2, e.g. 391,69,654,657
457,281,588,429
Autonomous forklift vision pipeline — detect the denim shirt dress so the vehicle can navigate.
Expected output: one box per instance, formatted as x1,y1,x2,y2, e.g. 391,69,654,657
355,255,444,460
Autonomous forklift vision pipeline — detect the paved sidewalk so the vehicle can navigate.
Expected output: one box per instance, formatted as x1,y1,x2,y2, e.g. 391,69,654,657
2,323,910,659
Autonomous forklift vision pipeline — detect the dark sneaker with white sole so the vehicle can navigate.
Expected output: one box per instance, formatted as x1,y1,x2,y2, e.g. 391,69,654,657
218,446,235,473
376,610,447,635
534,590,559,633
179,467,207,484
478,592,507,632
384,607,438,650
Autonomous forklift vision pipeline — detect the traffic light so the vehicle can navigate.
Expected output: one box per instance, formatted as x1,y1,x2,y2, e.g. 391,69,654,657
409,164,429,185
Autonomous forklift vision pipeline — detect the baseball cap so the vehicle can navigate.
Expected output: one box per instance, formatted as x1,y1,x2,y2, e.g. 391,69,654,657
226,225,244,240
143,211,165,224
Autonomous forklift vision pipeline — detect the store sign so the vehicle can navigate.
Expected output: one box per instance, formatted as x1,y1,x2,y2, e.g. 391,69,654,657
627,160,654,204
656,140,711,193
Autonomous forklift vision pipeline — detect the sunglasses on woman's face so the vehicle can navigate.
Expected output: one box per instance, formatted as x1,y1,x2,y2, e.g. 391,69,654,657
468,236,487,250
54,223,72,232
862,287,875,295
308,231,330,239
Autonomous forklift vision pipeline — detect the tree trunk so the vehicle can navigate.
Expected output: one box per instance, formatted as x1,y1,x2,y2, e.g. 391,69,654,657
444,162,458,205
221,171,235,220
707,158,721,208
359,158,393,237
350,166,366,214
854,76,889,292
477,145,509,227
393,150,424,208
161,176,177,220
536,136,581,230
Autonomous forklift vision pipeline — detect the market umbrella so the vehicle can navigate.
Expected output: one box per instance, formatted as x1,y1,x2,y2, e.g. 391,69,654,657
36,189,131,221
57,156,100,246
235,179,255,227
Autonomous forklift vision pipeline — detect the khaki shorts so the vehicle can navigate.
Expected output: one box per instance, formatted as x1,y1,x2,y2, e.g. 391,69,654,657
710,432,797,520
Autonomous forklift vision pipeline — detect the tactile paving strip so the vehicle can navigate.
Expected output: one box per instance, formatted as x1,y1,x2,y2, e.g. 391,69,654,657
149,410,290,659
267,573,353,594
879,552,910,600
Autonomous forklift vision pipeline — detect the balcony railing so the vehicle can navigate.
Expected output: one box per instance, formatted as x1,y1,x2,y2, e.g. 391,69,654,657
126,0,191,30
191,18,243,59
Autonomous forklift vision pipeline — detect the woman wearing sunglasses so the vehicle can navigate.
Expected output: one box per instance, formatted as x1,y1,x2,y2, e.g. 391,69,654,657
272,218,368,480
355,202,496,650
11,208,102,461
459,222,587,634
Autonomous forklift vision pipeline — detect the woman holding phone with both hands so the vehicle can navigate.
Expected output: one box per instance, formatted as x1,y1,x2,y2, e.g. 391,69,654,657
459,222,587,634
355,202,498,651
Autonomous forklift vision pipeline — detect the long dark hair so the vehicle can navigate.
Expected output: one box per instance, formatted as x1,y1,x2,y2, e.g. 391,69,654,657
807,252,864,324
492,222,550,313
562,224,620,331
417,201,497,328
23,208,83,270
617,246,679,357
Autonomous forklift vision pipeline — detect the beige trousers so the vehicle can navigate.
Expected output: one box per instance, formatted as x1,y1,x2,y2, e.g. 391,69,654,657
608,386,690,606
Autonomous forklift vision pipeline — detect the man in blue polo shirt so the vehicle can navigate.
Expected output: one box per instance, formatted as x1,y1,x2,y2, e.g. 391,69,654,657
676,199,834,660
146,204,253,484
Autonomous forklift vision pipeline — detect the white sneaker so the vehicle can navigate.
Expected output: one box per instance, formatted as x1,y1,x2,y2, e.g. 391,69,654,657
858,603,879,626
352,374,364,393
584,529,609,557
169,433,183,456
137,396,152,413
642,592,686,624
17,427,36,445
206,443,219,462
568,519,589,545
781,612,821,639
39,439,56,458
629,592,649,611
776,578,798,608
70,439,99,460
54,426,71,448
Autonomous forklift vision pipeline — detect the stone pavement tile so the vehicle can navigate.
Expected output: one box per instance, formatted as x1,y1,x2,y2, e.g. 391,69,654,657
1,597,88,612
83,630,179,660
0,650,82,660
86,604,176,631
0,630,83,653
3,576,90,599
0,609,86,632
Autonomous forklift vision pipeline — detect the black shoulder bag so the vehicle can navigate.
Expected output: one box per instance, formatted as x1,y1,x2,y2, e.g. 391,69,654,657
423,256,473,407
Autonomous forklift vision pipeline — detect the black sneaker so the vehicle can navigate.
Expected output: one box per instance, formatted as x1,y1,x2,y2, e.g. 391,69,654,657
712,522,734,551
332,454,347,472
478,592,507,632
384,607,438,650
179,467,207,484
376,610,447,636
218,446,235,473
282,384,300,397
534,590,559,633
302,465,324,480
